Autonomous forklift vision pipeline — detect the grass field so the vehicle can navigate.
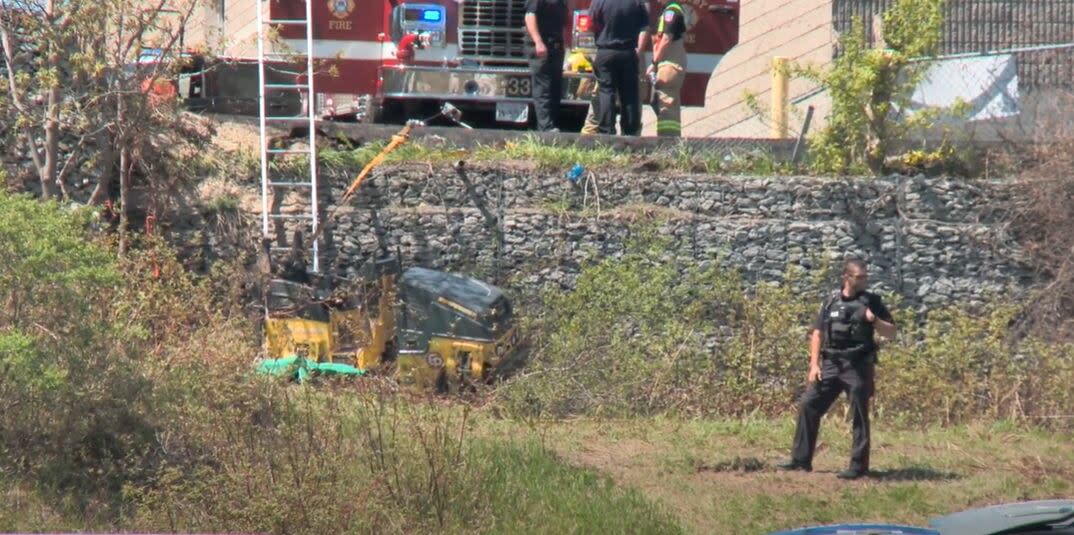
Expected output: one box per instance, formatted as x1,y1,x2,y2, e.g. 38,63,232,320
477,414,1074,534
0,401,1070,534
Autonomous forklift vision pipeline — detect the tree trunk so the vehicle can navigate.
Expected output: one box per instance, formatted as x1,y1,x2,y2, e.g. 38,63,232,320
39,0,60,199
118,146,130,256
0,12,49,197
88,129,116,205
41,84,59,199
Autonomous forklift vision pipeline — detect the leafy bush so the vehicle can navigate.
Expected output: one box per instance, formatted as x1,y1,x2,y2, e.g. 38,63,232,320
0,190,680,532
0,193,139,511
124,384,682,535
0,191,256,514
880,306,1074,425
498,230,821,417
795,0,972,174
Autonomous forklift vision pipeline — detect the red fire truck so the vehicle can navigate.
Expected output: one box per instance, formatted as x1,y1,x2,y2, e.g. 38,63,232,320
193,0,739,131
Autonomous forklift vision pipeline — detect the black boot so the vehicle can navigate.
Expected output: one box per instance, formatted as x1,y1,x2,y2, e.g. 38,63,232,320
837,468,868,480
776,459,812,472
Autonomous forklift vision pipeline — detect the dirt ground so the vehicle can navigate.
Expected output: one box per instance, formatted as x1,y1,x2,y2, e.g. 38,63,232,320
527,417,1074,534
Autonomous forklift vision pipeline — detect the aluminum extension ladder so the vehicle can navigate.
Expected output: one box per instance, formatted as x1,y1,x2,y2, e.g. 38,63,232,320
256,0,321,272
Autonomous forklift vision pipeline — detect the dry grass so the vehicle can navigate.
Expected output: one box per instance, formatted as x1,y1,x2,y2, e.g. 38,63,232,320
516,417,1074,534
1003,138,1074,338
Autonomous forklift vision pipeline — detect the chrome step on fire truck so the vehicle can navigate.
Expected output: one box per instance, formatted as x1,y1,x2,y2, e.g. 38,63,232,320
188,0,740,132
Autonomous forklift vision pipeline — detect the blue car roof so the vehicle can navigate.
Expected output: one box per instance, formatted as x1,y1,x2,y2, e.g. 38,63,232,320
929,500,1074,535
768,524,940,535
768,501,1074,535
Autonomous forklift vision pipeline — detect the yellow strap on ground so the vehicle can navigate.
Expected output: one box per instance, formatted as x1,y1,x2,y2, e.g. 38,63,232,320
340,124,414,205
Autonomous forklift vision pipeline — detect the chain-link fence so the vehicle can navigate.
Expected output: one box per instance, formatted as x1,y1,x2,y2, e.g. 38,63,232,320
905,42,1074,142
671,0,1074,162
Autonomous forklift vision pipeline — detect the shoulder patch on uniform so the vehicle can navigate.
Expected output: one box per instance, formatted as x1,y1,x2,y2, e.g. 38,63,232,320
664,10,676,22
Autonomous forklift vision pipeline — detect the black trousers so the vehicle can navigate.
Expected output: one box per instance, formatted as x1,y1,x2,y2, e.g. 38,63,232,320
594,47,641,136
530,42,565,132
790,357,875,471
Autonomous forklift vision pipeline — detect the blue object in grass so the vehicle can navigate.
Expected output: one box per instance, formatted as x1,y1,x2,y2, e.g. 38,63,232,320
567,164,584,183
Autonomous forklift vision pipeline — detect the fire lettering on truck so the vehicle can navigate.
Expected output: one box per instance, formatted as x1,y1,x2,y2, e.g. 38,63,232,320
327,0,355,30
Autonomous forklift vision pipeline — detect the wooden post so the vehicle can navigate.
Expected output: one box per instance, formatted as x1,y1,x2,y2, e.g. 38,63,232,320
771,56,790,139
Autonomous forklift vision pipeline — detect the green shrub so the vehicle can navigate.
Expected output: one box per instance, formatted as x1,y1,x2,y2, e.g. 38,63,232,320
0,191,256,515
795,0,965,174
126,385,681,535
0,193,140,511
0,190,680,532
880,306,1074,425
498,229,1074,426
497,230,820,417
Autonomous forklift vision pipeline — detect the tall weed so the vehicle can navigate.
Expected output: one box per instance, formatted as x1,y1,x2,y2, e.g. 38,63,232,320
0,191,680,532
498,231,1074,426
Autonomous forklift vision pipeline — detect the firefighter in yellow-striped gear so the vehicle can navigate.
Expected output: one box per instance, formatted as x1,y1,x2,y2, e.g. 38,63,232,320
567,49,603,135
646,1,687,137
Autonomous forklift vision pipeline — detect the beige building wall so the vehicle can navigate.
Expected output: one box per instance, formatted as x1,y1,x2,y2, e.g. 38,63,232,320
222,0,264,57
134,1,218,55
182,0,264,58
182,2,223,54
642,0,837,138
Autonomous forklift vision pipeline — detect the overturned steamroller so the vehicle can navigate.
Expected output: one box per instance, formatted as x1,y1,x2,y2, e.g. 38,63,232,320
260,253,518,392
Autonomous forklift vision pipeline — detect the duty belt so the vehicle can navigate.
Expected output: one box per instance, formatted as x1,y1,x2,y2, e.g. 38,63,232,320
822,345,871,360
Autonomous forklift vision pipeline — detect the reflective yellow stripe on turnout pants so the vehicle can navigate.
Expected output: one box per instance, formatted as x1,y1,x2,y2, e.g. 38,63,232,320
655,64,684,137
655,39,686,137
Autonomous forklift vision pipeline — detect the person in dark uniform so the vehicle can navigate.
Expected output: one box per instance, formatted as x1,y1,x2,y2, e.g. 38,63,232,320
525,0,569,132
588,0,650,136
778,259,897,480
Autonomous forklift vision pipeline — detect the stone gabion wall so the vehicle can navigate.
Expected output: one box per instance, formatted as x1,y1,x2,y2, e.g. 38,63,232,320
266,163,1034,315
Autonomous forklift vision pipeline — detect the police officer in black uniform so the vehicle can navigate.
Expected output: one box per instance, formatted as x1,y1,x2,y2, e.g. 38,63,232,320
588,0,650,135
525,0,569,132
778,259,897,479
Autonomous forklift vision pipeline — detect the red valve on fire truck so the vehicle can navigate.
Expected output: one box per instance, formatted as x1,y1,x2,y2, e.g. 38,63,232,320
395,32,426,63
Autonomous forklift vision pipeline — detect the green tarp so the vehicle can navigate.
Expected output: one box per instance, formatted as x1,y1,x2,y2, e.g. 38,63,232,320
255,355,366,382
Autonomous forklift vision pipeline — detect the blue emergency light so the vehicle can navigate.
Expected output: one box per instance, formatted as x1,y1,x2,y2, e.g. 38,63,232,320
422,9,442,22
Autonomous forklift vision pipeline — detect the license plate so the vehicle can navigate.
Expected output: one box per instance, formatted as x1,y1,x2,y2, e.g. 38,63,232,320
496,101,529,124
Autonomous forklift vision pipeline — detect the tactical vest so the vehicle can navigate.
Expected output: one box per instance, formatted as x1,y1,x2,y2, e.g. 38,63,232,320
821,290,875,360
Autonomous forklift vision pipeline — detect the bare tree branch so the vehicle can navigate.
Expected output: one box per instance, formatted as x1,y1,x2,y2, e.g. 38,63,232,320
3,0,207,204
0,15,47,176
54,133,89,194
